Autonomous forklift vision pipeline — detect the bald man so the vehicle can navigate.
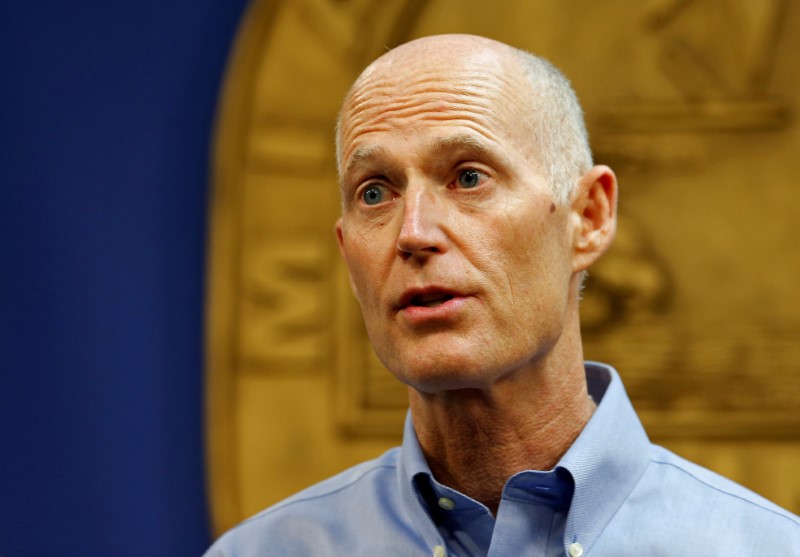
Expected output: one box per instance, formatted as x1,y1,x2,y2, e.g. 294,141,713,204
205,35,798,557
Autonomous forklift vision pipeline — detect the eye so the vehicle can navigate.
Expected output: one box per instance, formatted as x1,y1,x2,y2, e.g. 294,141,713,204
360,184,389,205
456,168,486,189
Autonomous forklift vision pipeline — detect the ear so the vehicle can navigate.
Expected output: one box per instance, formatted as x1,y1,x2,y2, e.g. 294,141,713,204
569,165,617,273
335,217,360,297
335,217,346,256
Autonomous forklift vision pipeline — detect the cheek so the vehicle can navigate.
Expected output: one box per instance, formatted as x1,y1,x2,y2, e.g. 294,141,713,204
483,211,570,304
495,211,549,266
344,249,372,302
343,234,390,305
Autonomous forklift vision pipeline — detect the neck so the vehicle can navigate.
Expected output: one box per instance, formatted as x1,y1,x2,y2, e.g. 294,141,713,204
408,349,594,515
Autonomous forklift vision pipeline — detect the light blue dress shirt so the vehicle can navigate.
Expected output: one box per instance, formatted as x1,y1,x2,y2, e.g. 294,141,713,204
205,363,799,556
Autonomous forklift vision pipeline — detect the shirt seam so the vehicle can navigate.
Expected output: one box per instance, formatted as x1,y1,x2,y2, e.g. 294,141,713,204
650,458,800,526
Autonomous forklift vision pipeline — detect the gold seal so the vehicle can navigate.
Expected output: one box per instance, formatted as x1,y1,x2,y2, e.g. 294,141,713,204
206,0,799,533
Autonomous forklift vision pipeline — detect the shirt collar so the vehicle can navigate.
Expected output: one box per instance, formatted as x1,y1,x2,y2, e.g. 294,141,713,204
559,362,651,553
398,406,447,548
397,362,652,554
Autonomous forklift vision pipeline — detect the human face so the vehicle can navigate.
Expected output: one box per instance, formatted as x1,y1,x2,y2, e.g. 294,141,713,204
336,44,578,393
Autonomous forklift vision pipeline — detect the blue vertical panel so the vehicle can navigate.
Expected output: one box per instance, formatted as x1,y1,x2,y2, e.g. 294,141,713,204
0,1,248,555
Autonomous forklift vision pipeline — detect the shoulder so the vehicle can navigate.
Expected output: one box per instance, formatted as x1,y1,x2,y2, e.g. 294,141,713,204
598,444,799,554
646,444,798,525
204,448,405,557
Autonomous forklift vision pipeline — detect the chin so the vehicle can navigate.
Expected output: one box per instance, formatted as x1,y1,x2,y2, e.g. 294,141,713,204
384,351,501,394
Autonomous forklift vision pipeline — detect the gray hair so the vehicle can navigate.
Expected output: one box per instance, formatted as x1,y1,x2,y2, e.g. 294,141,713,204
514,49,593,204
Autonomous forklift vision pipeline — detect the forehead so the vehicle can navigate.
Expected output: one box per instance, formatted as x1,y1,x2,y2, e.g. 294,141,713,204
338,48,534,173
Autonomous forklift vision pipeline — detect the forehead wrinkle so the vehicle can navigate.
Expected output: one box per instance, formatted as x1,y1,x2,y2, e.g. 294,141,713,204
344,63,511,113
348,73,502,103
341,93,504,162
342,120,507,179
339,53,537,178
354,95,495,125
343,92,496,141
340,37,532,130
342,71,529,139
346,73,504,117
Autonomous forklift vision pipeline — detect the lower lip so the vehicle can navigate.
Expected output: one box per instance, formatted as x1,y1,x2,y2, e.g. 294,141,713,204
398,296,471,326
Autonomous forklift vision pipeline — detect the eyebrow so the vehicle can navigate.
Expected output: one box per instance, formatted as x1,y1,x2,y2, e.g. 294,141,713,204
430,134,512,172
342,133,510,182
344,144,389,179
431,134,489,155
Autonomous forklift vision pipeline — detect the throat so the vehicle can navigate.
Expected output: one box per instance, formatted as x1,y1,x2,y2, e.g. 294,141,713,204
408,378,596,514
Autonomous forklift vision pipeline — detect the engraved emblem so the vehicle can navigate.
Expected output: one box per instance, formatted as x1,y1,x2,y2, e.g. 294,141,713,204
206,0,799,532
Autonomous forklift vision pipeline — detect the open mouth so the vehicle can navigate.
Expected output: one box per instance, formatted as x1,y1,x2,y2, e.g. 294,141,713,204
397,287,461,311
395,287,467,323
408,292,455,308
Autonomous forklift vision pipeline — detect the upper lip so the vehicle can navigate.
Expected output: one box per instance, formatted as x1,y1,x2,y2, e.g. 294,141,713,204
395,286,465,310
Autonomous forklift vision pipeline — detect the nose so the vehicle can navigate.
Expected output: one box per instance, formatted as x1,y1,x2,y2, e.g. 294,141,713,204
396,188,446,260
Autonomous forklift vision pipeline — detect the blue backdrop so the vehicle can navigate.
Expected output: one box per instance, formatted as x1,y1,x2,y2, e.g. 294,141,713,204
0,1,248,555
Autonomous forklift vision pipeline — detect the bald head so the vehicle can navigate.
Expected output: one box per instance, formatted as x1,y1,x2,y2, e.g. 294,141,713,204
336,34,592,203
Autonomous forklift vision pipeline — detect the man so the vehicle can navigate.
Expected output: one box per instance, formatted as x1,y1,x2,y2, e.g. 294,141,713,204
206,34,798,556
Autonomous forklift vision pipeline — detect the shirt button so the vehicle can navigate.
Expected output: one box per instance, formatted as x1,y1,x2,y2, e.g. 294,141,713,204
433,544,447,557
437,497,455,510
568,542,584,557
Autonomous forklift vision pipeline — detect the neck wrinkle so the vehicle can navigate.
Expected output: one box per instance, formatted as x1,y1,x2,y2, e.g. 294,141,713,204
408,353,593,515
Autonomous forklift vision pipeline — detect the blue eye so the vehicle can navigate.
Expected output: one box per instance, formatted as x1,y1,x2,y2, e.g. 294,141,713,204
361,184,385,205
457,169,483,189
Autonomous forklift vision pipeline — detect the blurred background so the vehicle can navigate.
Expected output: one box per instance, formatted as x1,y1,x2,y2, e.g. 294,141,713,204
2,1,798,556
1,1,247,555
